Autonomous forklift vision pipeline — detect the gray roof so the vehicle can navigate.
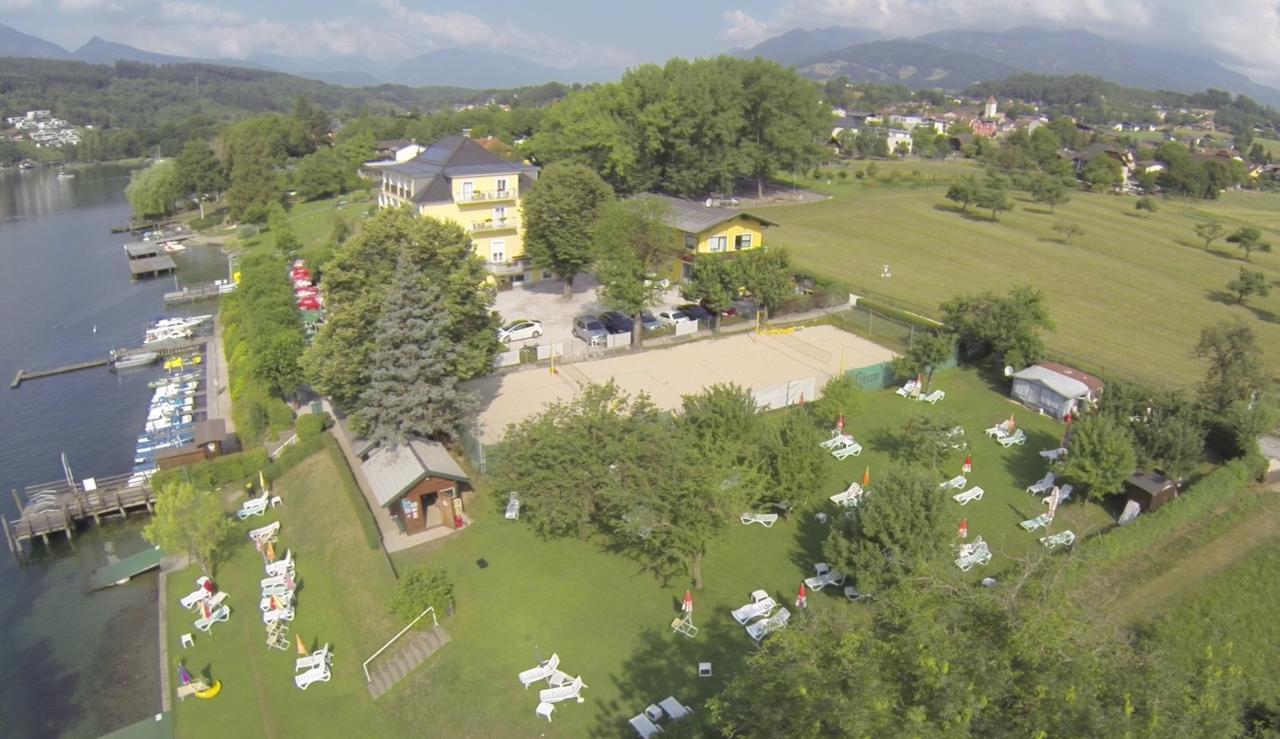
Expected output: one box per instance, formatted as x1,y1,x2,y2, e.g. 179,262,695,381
362,439,469,508
637,194,779,234
379,135,537,205
1012,364,1091,400
1127,472,1177,494
124,242,160,258
1259,435,1280,461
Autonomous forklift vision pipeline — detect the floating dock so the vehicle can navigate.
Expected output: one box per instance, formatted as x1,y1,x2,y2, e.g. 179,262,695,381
163,283,232,305
89,545,164,590
128,256,177,280
10,338,205,389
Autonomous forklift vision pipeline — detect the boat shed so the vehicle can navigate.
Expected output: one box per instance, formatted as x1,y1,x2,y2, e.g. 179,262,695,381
1010,362,1104,419
362,440,470,536
128,256,176,279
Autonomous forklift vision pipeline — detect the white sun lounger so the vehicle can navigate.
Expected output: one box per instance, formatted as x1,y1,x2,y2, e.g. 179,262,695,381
820,431,855,450
1020,512,1054,532
953,486,985,505
920,389,945,404
1040,530,1077,549
295,644,332,672
938,475,967,491
518,653,561,689
659,696,693,720
1044,484,1074,505
629,714,662,738
998,429,1027,447
985,421,1011,438
739,512,779,527
504,492,521,521
262,580,295,598
236,492,269,520
261,592,294,612
194,604,230,632
746,607,791,642
957,537,988,558
731,590,778,625
832,442,863,460
179,577,211,610
829,483,863,508
539,676,587,704
1026,472,1057,495
1039,447,1067,462
264,550,294,577
804,563,845,591
247,521,280,543
954,549,992,571
294,663,331,690
262,607,295,624
895,379,919,397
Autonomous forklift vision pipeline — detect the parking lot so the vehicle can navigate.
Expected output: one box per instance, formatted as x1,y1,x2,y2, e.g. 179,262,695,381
469,324,897,443
493,275,683,352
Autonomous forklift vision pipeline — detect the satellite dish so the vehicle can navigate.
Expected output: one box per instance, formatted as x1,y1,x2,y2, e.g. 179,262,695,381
1003,365,1014,377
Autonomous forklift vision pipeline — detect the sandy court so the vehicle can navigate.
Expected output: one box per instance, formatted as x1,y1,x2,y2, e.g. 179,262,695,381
470,324,895,443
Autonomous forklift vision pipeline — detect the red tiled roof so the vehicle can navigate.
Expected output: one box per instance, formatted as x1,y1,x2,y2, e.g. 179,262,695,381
1037,361,1105,393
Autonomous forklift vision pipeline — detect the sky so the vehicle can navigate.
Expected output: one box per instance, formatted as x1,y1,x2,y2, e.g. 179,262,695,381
1,0,1278,85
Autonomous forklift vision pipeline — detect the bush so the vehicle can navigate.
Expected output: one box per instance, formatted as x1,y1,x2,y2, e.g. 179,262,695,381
266,397,295,433
323,436,381,551
389,565,455,624
189,214,222,231
1135,196,1159,212
151,448,270,493
295,412,328,441
837,169,848,180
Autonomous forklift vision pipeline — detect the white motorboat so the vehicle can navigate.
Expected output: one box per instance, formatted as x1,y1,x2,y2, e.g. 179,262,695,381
112,350,158,369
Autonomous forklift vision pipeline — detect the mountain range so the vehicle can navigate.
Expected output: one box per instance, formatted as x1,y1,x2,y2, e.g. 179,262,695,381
735,26,1280,107
0,23,612,89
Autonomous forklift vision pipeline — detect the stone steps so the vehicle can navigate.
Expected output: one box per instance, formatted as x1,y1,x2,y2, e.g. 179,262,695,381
367,625,451,699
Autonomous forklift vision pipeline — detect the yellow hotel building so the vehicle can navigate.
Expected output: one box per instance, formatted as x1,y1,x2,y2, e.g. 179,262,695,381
641,194,778,283
376,135,540,288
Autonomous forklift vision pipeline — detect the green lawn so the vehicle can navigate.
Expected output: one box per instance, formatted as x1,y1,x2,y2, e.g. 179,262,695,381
759,179,1280,388
167,448,406,739
167,368,1112,736
223,189,374,263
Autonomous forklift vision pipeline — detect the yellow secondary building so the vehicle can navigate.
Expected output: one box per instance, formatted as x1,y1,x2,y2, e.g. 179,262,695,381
376,135,540,288
641,194,778,283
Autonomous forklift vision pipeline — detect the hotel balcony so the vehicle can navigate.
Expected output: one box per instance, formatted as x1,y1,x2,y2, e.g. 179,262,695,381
485,259,530,277
460,189,517,203
471,218,519,233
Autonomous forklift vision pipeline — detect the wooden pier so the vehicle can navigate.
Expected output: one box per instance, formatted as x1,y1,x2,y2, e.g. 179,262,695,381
110,219,178,234
10,338,205,389
2,472,158,559
163,282,233,305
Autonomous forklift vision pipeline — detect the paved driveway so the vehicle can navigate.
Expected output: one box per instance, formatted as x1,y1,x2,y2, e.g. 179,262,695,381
493,275,683,352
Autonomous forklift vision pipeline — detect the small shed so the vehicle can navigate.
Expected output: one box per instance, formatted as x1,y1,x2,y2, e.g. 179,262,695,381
155,419,228,470
362,440,470,535
1010,362,1104,419
1125,472,1180,512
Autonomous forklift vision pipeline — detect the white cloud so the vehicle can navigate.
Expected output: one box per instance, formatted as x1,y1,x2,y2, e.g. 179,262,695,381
718,10,771,46
724,0,1280,85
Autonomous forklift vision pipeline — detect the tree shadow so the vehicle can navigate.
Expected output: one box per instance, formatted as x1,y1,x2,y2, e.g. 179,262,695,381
1204,289,1278,322
930,203,994,223
1121,211,1148,219
1023,206,1054,216
1036,237,1070,246
789,506,831,576
590,623,746,738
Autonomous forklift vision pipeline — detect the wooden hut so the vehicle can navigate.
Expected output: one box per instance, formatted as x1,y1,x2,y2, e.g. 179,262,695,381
362,440,470,535
155,419,228,470
1125,472,1180,513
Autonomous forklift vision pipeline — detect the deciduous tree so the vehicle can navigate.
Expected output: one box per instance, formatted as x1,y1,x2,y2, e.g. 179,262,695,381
1061,414,1138,499
521,162,615,298
1226,225,1272,261
1225,268,1270,305
945,175,978,211
941,286,1053,369
894,409,963,474
890,329,955,393
681,255,738,331
1053,221,1084,244
590,198,680,348
975,172,1012,220
1029,172,1071,212
144,480,235,577
737,247,795,315
1194,220,1226,250
125,160,182,219
738,57,828,198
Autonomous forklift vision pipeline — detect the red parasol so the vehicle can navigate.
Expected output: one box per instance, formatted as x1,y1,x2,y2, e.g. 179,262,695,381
296,634,309,656
962,454,972,473
958,518,969,539
1007,413,1017,431
200,599,211,620
862,466,870,487
682,590,693,614
836,414,844,431
795,582,808,609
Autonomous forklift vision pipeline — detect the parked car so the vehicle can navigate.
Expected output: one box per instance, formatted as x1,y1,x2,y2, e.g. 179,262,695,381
599,311,633,334
498,319,543,344
572,315,608,345
700,299,736,317
639,311,662,332
655,309,692,327
677,304,713,322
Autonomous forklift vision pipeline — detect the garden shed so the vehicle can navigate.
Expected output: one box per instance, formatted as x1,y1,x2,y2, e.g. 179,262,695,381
1125,472,1180,512
1010,362,1104,419
362,440,470,536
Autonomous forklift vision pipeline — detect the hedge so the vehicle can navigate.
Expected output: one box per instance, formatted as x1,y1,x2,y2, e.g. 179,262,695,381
151,447,271,493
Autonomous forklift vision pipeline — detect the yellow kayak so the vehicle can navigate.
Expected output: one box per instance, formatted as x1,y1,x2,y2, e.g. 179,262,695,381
194,680,221,699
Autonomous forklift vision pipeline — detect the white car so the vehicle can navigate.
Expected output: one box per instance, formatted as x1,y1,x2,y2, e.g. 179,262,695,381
498,319,543,343
655,309,692,327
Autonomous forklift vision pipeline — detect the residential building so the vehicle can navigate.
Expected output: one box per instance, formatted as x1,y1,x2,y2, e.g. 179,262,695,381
639,194,778,283
888,114,923,130
1010,362,1104,419
983,96,998,120
886,128,913,154
1072,143,1135,181
377,134,540,288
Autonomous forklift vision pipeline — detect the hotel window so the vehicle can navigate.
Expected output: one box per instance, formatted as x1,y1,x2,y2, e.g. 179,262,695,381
496,178,507,195
709,235,727,253
735,233,752,250
684,233,697,250
491,240,506,263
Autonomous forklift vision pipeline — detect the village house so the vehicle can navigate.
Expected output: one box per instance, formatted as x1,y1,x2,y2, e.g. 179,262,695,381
377,133,541,289
1009,361,1105,419
639,194,777,284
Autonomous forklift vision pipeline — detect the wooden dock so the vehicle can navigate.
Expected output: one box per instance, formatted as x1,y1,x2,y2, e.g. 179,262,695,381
110,219,178,234
2,472,158,558
163,283,232,305
10,338,204,389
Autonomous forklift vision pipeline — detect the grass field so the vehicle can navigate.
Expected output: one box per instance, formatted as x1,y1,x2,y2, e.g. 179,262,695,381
759,177,1280,388
168,366,1110,736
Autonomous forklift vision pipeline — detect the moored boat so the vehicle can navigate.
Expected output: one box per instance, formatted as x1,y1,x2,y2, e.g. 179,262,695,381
112,350,158,369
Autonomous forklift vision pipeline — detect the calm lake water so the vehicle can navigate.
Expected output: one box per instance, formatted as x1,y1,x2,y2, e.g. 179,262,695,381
0,165,227,737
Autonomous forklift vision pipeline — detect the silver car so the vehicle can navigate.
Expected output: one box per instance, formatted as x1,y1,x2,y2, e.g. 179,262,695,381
573,315,608,345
